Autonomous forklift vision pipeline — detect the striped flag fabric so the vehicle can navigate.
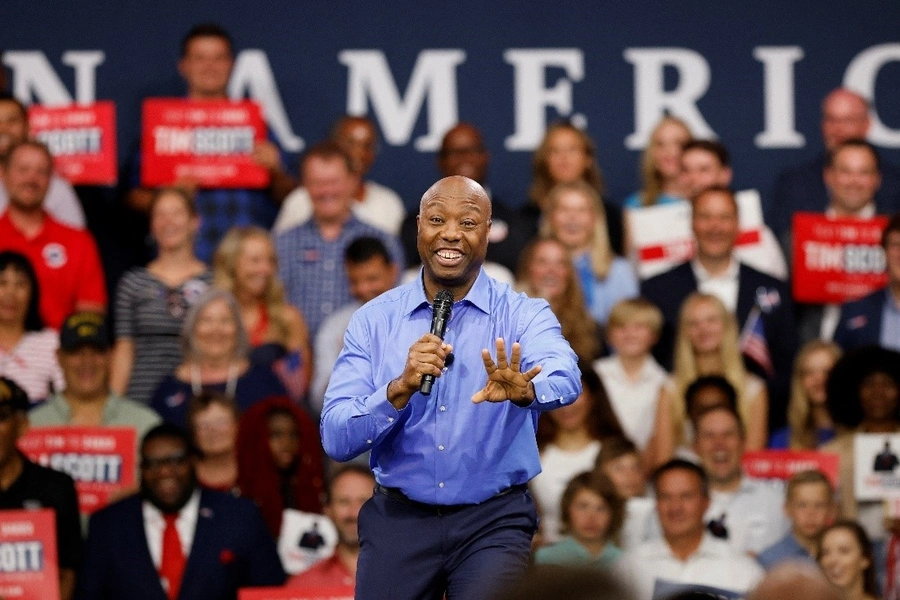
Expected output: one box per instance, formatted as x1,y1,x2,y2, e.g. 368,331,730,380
739,306,774,378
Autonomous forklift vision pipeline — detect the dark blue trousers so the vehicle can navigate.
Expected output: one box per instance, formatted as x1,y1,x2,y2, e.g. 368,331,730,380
355,485,538,600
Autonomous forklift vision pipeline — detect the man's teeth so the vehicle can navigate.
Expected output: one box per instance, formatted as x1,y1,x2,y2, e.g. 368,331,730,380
438,251,461,259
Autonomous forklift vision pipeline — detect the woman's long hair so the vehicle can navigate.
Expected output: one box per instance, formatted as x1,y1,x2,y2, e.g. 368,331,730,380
638,116,691,207
542,180,614,280
529,121,605,211
787,340,841,449
817,520,878,598
0,251,43,332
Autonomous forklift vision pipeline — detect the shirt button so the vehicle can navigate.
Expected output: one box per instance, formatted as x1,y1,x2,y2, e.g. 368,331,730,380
541,395,546,401
324,259,336,271
438,482,444,488
439,406,446,412
438,445,444,451
388,417,394,423
366,439,372,444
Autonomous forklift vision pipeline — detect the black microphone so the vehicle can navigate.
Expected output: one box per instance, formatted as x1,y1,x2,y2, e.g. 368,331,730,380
420,289,453,396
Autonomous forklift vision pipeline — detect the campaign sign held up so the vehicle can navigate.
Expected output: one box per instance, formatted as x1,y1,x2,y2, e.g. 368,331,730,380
854,433,900,501
28,101,118,186
17,427,137,514
742,450,840,487
792,213,889,304
0,509,59,600
140,98,269,189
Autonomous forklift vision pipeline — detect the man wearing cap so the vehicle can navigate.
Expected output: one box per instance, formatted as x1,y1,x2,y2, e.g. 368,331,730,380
0,377,82,600
29,312,160,444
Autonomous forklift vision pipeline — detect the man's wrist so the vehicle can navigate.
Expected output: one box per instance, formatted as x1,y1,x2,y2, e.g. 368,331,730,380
511,382,536,408
387,377,411,410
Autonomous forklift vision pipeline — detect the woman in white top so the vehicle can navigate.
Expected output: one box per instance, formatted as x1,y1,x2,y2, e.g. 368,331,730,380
531,364,626,545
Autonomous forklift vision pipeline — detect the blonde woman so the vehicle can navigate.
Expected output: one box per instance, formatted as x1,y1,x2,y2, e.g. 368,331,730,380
213,226,312,403
646,292,768,466
624,116,692,209
768,340,841,449
542,181,638,326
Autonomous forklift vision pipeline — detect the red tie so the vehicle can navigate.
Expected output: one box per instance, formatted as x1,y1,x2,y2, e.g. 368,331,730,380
160,514,185,600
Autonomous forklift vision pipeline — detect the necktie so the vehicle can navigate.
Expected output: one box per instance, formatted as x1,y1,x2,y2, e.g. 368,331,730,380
160,513,185,600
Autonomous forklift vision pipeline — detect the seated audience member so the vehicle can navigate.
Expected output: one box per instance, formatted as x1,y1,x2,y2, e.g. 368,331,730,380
770,88,900,238
623,116,691,209
756,470,835,570
0,377,81,600
111,188,211,406
274,142,403,338
75,423,285,599
594,298,667,450
524,122,624,255
693,405,789,556
213,226,311,403
543,181,638,327
615,459,764,599
125,24,295,262
822,346,900,544
641,187,795,395
150,289,285,426
311,236,398,416
237,396,324,538
30,312,160,444
534,472,625,568
0,141,106,329
647,293,768,466
532,365,625,545
0,94,85,228
0,250,63,403
817,520,880,600
834,213,900,352
186,391,239,493
516,236,601,362
400,123,533,274
769,340,841,449
595,437,656,550
287,464,374,591
274,115,404,236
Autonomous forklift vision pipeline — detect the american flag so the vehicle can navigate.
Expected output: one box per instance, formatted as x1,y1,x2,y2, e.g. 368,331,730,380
740,307,774,378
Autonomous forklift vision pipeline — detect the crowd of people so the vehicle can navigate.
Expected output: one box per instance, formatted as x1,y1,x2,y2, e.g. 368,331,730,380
1,21,900,600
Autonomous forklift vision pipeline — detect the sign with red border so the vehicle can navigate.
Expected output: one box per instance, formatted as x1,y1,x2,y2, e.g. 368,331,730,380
742,450,839,487
0,509,60,600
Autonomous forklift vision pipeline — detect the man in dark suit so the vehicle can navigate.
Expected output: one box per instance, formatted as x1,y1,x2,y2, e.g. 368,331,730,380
75,423,284,600
834,213,900,351
642,188,795,424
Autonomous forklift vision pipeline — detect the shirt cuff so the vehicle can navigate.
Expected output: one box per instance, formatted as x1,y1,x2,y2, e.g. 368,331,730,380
365,382,406,430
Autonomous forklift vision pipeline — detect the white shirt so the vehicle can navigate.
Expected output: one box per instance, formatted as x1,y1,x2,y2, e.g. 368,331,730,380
705,476,789,555
531,441,601,543
310,301,360,416
142,490,201,570
621,496,659,551
0,173,85,229
691,257,740,313
593,356,668,449
616,533,764,600
272,180,405,236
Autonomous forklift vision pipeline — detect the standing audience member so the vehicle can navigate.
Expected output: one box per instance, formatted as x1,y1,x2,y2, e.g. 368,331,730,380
311,236,398,416
768,340,840,449
532,366,625,545
30,312,161,445
534,472,625,568
287,464,375,592
213,226,312,403
237,396,324,539
615,459,764,599
0,94,85,228
594,437,656,551
834,213,900,352
0,377,81,600
594,298,667,450
186,391,239,493
516,237,601,362
623,116,691,208
275,115,405,236
543,181,639,327
756,470,835,570
0,250,63,403
110,188,211,405
76,423,285,599
150,289,285,426
274,142,403,337
0,141,106,329
817,521,880,600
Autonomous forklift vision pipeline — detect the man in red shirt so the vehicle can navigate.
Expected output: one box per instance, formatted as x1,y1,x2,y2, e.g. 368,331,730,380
0,141,106,328
288,464,374,593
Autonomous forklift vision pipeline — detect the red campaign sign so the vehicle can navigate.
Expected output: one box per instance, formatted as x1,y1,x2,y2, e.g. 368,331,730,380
742,450,840,487
792,212,889,304
0,509,60,600
141,98,270,189
28,101,118,186
17,427,137,515
239,586,353,600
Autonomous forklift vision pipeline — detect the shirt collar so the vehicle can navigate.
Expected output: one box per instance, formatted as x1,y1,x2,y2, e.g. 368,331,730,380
143,488,201,524
401,267,492,317
691,256,739,283
825,203,876,219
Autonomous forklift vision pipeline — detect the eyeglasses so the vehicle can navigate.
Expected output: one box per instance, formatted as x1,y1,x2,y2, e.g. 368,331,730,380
141,451,189,471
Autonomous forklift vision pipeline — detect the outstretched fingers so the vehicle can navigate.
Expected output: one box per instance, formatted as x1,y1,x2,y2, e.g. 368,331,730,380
481,348,497,374
523,364,542,382
494,338,508,370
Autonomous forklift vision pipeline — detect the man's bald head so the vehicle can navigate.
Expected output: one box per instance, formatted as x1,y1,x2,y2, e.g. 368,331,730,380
821,88,870,150
419,176,492,219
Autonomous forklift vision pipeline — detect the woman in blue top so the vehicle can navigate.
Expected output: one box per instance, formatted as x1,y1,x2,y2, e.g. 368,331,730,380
623,116,692,209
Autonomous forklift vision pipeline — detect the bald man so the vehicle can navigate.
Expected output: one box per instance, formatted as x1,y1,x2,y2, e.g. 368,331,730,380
770,88,900,238
321,176,581,600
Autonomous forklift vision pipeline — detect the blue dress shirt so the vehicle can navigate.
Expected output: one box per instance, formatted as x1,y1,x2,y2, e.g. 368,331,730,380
756,533,813,570
320,269,581,505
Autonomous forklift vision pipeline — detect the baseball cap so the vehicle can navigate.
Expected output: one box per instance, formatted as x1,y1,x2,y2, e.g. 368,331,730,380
59,312,110,351
0,377,29,412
